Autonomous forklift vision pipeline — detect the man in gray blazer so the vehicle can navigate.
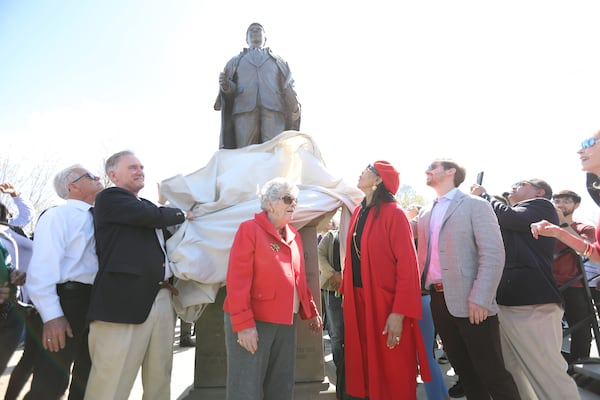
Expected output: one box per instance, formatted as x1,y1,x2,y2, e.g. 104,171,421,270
412,158,520,400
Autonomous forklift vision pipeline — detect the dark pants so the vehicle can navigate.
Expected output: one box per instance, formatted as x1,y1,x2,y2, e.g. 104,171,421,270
224,313,297,400
180,318,193,337
5,308,43,400
0,304,24,375
430,290,521,400
562,286,593,363
24,283,92,400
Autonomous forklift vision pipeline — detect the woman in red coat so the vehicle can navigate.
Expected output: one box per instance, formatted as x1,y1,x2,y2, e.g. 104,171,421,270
223,177,323,400
341,161,430,400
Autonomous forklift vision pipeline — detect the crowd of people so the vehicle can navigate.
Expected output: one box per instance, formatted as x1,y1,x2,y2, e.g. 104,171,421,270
3,129,600,400
314,131,600,400
0,151,195,400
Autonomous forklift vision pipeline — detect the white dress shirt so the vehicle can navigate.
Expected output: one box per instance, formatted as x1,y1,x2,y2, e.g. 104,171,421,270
26,199,98,323
155,227,173,280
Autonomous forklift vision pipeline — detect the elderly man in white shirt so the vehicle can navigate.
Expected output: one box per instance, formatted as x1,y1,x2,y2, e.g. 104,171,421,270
24,165,103,400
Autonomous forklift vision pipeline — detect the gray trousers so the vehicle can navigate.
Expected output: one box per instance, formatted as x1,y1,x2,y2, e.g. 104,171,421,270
224,313,297,400
233,107,285,147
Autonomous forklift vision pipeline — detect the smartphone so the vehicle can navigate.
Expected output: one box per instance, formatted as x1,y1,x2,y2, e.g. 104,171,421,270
476,171,484,185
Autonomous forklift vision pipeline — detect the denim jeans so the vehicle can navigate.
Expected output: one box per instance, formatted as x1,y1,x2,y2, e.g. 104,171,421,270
323,290,344,370
418,294,449,400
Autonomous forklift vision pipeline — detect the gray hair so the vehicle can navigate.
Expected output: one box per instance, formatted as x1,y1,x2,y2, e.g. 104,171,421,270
105,150,135,175
259,177,299,211
54,164,85,200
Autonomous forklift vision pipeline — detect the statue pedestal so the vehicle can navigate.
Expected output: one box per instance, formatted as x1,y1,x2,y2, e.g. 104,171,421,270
181,224,335,399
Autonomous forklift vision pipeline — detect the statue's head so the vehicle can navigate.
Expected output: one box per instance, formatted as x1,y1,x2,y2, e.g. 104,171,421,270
246,23,266,48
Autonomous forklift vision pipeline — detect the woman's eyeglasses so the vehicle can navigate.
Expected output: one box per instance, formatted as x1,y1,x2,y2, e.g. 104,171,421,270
581,137,600,150
279,194,297,205
366,164,380,176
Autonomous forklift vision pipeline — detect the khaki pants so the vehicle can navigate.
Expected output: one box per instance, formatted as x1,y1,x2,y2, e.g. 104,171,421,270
498,303,579,400
85,289,175,400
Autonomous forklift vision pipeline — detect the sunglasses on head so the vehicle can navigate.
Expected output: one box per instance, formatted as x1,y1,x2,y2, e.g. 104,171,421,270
581,137,600,150
72,172,98,184
280,194,297,205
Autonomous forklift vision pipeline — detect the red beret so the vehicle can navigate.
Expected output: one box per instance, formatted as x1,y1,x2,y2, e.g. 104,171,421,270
373,160,400,194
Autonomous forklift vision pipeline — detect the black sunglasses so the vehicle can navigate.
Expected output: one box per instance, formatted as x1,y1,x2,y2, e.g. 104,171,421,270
72,172,98,184
366,164,380,176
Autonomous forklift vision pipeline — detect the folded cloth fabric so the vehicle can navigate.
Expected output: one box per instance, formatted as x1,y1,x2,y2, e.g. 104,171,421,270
160,131,363,322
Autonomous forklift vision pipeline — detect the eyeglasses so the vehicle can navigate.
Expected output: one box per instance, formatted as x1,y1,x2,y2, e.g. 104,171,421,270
366,164,380,176
581,137,600,150
427,163,440,171
279,194,298,205
511,181,540,190
72,172,98,184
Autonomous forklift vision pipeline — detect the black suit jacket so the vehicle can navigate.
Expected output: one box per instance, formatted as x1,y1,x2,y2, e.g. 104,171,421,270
88,187,185,324
490,197,562,306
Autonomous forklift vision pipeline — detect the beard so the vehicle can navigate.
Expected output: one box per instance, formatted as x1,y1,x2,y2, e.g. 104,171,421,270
562,209,574,217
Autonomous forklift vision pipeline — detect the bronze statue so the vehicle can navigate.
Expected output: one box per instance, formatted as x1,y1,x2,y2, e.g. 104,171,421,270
214,23,301,149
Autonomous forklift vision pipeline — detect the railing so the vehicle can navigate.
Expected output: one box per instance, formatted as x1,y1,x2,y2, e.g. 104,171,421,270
557,247,600,361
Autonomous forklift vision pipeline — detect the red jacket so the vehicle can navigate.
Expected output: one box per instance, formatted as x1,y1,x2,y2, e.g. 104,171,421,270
223,211,318,332
341,201,430,399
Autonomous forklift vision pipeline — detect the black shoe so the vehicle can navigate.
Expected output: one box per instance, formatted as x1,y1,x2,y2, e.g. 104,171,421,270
448,379,464,398
179,335,196,347
437,351,449,364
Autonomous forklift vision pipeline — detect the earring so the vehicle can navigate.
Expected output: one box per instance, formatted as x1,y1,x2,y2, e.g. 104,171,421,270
372,184,378,191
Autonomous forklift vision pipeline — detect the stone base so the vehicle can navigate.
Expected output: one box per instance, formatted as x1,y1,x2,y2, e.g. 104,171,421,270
181,380,336,400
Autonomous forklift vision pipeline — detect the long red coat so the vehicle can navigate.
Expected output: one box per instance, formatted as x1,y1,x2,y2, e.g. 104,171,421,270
341,202,430,400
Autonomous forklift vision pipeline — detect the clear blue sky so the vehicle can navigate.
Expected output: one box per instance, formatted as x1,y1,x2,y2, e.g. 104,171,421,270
2,1,600,220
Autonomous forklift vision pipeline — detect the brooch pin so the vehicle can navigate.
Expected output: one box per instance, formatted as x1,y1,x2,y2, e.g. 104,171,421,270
270,243,280,252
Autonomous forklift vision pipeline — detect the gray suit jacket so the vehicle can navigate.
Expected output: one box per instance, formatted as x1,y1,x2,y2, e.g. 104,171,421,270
412,190,505,318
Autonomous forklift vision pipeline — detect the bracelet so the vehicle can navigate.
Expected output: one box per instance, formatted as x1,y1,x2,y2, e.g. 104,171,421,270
579,241,593,257
559,222,569,228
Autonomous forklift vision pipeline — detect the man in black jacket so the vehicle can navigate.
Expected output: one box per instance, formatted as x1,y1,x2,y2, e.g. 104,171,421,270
472,178,579,399
85,150,194,400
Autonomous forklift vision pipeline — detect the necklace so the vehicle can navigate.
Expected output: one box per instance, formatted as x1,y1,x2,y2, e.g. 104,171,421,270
352,230,360,258
352,207,367,258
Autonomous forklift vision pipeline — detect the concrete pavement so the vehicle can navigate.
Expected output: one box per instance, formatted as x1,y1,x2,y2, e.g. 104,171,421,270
3,323,599,399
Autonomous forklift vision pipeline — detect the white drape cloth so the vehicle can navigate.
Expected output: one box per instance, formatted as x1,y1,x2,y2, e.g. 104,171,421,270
160,131,363,321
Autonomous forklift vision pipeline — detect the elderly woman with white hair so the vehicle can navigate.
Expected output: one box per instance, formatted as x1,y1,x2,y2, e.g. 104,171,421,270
223,177,322,400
